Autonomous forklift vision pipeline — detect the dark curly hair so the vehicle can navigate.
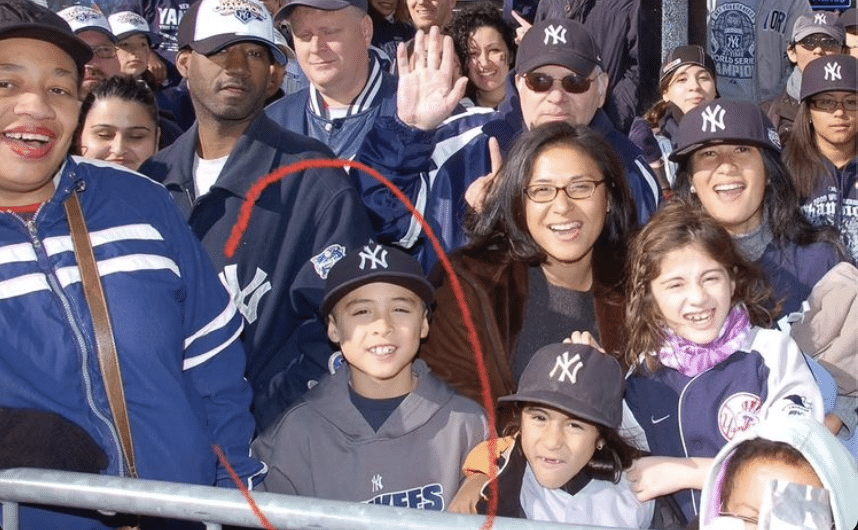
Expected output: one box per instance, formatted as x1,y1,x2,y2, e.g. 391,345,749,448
449,2,516,101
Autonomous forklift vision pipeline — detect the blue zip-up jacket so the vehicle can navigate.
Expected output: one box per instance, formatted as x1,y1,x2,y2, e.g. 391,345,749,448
139,112,374,431
0,157,262,525
624,327,824,521
799,157,858,265
353,84,659,271
265,55,398,160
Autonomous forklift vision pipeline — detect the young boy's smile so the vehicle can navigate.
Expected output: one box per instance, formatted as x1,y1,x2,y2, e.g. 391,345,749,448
328,282,429,399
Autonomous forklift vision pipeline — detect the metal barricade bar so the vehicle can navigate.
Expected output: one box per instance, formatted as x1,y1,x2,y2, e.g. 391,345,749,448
0,468,637,530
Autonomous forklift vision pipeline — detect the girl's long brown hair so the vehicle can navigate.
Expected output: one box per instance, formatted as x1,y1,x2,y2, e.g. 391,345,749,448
624,200,776,372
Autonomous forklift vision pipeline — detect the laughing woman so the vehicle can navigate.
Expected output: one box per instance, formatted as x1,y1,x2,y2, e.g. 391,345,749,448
419,122,637,424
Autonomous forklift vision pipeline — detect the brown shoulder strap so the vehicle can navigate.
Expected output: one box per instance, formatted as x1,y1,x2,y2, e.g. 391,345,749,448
65,191,138,478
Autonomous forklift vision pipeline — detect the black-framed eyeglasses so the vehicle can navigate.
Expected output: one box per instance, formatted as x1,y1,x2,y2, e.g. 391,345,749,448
524,180,606,202
796,34,842,52
522,71,594,94
810,95,858,112
91,45,117,59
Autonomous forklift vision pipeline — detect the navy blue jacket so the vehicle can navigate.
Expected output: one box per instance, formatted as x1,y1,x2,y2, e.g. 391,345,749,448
353,84,659,271
799,157,858,265
266,56,398,160
139,113,374,430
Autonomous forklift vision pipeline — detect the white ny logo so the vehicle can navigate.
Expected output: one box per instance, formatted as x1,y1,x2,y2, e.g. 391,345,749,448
700,104,726,133
549,351,583,384
814,13,826,24
543,25,567,46
359,244,388,270
219,265,272,324
371,474,383,492
824,62,842,81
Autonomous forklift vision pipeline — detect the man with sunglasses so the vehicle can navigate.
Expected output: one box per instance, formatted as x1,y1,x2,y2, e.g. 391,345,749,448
352,19,659,272
763,11,845,142
57,5,121,96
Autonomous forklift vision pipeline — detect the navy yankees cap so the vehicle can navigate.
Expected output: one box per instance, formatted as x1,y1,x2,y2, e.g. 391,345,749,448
276,0,367,22
178,0,286,65
670,99,782,162
499,343,624,429
800,55,858,102
321,243,434,317
515,18,601,77
0,0,93,73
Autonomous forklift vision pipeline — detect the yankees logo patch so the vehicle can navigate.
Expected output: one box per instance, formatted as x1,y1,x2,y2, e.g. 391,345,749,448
113,12,146,25
823,61,842,81
213,0,265,23
549,350,583,384
311,244,346,279
543,24,567,46
718,392,761,441
813,13,826,24
62,6,102,23
359,244,388,270
700,104,726,133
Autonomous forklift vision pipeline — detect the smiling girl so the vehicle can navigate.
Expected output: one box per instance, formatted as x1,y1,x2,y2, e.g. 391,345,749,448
621,200,824,524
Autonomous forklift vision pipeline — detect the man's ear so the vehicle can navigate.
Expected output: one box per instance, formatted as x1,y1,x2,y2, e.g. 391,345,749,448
176,49,192,79
787,45,798,65
597,72,609,106
327,314,341,343
362,14,373,47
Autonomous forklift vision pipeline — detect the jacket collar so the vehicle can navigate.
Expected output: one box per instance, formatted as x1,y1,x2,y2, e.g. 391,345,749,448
308,54,384,119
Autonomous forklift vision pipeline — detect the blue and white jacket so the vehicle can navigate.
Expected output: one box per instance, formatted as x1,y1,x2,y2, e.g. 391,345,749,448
623,327,824,521
139,112,375,431
0,156,262,487
265,54,398,161
353,84,660,271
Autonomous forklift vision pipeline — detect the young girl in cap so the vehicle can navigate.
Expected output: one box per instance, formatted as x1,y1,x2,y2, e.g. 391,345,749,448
455,341,654,527
622,200,824,524
629,45,718,192
783,55,858,264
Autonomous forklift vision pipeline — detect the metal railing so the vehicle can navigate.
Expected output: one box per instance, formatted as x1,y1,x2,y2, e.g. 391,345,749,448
0,468,639,530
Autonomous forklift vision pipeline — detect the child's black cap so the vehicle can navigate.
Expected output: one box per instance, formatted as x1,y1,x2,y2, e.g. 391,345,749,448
499,343,624,429
321,243,434,318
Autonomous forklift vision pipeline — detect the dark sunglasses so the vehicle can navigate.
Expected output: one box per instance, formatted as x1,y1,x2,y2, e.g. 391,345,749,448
522,71,594,94
797,34,842,52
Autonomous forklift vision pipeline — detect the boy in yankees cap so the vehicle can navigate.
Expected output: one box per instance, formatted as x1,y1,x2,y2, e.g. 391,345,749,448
253,243,488,509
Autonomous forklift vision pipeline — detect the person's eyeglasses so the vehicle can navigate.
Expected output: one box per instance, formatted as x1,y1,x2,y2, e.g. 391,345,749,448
524,180,606,202
809,95,858,112
522,71,594,94
91,45,117,59
797,35,842,52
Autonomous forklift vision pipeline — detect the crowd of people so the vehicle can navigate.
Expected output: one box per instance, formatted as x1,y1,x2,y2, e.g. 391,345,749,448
0,0,856,528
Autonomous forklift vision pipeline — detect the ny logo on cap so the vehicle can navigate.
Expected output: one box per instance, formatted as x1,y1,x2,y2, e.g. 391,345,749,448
701,104,726,133
359,244,388,270
824,61,842,81
549,350,583,384
543,25,567,46
814,13,826,24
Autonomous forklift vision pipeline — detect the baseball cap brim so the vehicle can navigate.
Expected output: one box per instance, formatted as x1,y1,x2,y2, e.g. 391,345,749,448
275,0,358,21
188,34,287,65
115,28,162,46
669,136,778,161
0,25,93,73
498,390,618,429
320,274,434,318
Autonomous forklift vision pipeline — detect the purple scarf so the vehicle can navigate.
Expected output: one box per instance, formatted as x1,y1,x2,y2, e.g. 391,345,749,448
656,305,752,377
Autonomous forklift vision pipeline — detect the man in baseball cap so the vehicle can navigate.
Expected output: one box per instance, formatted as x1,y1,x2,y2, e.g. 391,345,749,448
139,0,374,431
58,5,120,94
763,11,845,141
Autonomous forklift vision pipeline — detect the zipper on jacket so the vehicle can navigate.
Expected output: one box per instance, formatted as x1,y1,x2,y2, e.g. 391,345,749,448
676,372,704,516
22,213,127,476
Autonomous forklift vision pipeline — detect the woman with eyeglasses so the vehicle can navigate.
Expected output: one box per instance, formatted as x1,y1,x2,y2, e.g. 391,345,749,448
762,11,845,143
783,55,858,264
629,45,718,193
419,121,637,424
